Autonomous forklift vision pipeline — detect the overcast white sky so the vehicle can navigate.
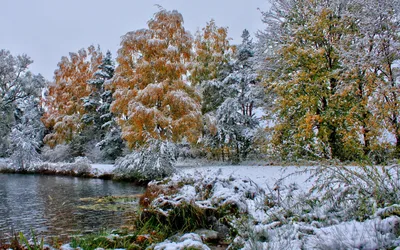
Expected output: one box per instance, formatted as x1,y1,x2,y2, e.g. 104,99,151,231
1,0,270,80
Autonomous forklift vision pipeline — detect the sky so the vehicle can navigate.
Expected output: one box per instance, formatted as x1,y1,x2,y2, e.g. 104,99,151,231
1,0,270,80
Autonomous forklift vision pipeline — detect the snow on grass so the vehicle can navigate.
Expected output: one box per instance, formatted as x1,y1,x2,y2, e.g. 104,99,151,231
146,164,400,249
148,233,210,250
91,163,114,174
3,157,400,249
177,165,313,191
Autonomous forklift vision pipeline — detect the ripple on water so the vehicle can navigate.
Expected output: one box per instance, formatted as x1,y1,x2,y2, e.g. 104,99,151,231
0,174,144,241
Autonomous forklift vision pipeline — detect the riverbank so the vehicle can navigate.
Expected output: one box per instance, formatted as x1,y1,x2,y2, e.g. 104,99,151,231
58,164,400,249
2,159,400,249
0,158,115,180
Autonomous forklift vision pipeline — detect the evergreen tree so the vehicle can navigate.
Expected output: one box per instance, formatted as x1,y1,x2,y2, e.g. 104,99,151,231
82,50,123,160
203,30,263,162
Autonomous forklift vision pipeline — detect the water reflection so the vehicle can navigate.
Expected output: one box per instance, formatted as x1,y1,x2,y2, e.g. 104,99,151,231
0,174,143,241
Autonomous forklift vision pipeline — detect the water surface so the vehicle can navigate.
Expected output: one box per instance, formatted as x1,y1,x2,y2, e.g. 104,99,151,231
0,174,144,241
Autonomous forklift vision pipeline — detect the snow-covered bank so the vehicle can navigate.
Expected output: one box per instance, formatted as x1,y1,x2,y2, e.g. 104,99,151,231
2,158,400,249
139,165,400,249
0,158,115,179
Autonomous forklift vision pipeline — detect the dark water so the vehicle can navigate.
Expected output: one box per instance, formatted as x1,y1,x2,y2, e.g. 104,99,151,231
0,174,144,242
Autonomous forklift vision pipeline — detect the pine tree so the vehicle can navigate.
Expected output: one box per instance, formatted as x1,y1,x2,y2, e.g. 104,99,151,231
203,30,263,162
82,50,123,160
112,9,202,149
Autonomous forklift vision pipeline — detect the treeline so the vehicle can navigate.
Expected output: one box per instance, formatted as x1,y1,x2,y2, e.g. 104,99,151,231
1,0,400,166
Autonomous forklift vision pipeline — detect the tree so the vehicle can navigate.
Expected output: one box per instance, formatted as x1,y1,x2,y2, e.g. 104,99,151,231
191,19,234,86
82,50,124,160
366,0,400,157
113,139,176,182
9,96,44,170
258,0,400,162
42,45,103,149
209,30,262,162
0,50,45,156
112,9,202,149
259,0,359,160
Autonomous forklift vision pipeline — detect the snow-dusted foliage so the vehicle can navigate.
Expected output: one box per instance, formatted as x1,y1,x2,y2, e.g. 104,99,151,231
112,9,202,149
82,50,124,161
201,29,263,162
9,126,41,170
41,144,72,162
305,165,400,221
257,0,400,161
113,140,177,181
233,164,400,249
0,50,45,157
149,169,264,214
8,95,45,170
305,217,400,250
148,233,210,250
139,164,400,249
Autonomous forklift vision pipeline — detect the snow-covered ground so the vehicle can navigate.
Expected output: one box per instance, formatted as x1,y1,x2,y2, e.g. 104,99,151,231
177,165,312,190
2,160,400,249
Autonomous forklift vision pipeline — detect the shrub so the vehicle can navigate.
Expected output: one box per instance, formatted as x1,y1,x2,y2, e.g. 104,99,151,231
113,140,177,182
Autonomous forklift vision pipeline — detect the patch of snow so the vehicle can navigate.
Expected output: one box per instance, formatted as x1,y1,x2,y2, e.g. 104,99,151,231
149,233,210,250
91,164,114,174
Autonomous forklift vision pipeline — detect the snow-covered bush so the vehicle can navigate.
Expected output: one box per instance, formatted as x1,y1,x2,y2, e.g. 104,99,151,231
113,140,177,182
307,165,400,221
305,217,400,250
71,157,92,175
41,144,72,162
147,233,210,250
9,126,41,170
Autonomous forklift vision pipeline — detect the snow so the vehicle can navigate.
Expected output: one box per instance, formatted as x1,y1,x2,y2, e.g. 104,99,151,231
150,233,210,250
2,160,400,249
91,163,114,174
177,165,312,190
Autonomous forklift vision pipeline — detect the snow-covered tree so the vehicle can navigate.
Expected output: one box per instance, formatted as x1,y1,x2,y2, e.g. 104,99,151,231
113,139,176,182
9,96,44,170
202,30,263,162
191,19,234,86
257,0,400,161
112,9,202,149
0,50,45,156
82,50,115,128
42,46,103,149
81,50,124,161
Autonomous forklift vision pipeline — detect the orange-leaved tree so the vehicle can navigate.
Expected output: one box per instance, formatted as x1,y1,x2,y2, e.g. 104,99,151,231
42,45,103,147
191,19,234,86
112,9,202,149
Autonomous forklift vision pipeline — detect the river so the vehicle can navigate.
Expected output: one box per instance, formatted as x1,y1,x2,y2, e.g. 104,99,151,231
0,174,144,242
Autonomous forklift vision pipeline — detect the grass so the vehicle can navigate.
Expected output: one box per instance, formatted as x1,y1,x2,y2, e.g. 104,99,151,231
0,230,48,250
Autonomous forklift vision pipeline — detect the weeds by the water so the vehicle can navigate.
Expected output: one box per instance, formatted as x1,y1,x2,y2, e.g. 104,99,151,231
0,230,48,250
